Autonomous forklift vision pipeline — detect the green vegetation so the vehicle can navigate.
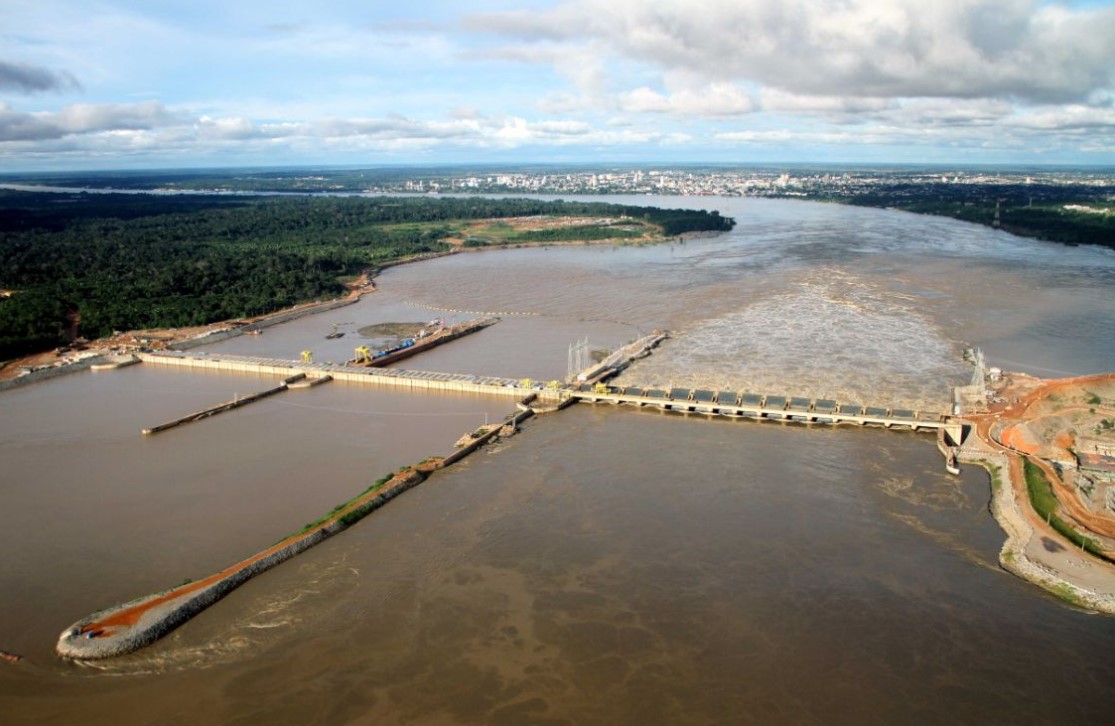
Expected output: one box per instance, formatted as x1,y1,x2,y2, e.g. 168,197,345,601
1048,582,1089,609
986,463,1002,492
821,182,1115,250
462,223,643,246
511,225,643,243
1086,393,1102,405
0,191,732,359
287,473,397,541
1023,458,1108,560
338,509,368,527
1024,458,1058,516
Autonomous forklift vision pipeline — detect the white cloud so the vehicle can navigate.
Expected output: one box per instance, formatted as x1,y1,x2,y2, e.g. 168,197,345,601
469,0,1115,104
0,102,682,160
196,116,259,140
1005,104,1115,131
759,89,895,115
617,82,756,117
0,101,181,142
618,87,672,114
2,1,1114,166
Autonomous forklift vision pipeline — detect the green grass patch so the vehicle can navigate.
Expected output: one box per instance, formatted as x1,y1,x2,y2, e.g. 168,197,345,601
338,508,369,527
1048,582,1088,609
282,474,397,542
985,463,1002,492
507,225,645,243
370,474,394,490
461,219,656,247
1024,459,1109,560
1024,459,1059,518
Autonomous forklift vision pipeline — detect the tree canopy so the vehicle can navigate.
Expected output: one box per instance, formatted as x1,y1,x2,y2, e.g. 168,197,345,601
0,191,733,359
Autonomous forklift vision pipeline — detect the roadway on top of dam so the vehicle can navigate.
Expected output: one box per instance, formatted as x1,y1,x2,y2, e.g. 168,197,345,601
139,349,533,394
570,384,956,433
139,348,957,436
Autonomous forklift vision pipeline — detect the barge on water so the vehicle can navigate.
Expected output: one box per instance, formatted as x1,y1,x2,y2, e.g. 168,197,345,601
348,317,499,368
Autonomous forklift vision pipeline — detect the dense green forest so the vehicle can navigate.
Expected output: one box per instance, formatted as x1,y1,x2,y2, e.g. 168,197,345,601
820,182,1115,249
0,191,733,359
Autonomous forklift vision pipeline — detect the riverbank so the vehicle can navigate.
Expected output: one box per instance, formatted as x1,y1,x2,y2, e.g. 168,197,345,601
959,371,1115,613
0,221,716,389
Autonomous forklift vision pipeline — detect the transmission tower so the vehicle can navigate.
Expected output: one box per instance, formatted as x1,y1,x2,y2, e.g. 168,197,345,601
567,337,590,380
970,347,986,388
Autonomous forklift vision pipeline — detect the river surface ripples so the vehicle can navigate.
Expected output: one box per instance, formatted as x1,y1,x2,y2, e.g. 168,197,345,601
2,196,1115,724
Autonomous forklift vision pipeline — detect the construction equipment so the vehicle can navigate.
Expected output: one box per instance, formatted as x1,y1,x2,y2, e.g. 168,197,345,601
353,346,372,365
301,350,313,364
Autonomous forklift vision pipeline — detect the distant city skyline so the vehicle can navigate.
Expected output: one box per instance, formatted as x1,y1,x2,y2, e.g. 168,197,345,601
2,0,1114,170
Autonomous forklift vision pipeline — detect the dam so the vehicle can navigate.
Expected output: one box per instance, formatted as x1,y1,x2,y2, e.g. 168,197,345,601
53,329,965,660
572,384,958,433
6,193,1114,724
138,333,962,444
138,350,535,397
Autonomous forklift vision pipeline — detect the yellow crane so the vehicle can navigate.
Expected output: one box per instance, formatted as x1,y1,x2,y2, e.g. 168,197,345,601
353,346,372,365
301,350,313,364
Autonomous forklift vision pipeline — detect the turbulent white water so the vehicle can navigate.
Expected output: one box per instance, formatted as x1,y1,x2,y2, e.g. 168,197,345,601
4,195,1115,724
624,267,967,410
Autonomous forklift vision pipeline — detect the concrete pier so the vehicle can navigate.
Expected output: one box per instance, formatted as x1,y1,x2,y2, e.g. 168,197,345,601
572,332,669,384
138,351,539,398
90,355,140,371
56,400,537,660
141,374,305,435
349,317,499,367
287,375,332,389
573,383,962,441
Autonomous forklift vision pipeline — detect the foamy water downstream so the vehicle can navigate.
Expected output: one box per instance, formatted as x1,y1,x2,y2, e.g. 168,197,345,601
2,197,1115,723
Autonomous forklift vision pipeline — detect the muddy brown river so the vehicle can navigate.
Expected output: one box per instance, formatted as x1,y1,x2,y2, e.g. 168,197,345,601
2,196,1114,723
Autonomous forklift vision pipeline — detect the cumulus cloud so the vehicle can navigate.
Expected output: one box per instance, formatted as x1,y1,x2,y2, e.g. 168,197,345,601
0,103,680,160
196,115,259,140
468,0,1115,104
0,101,181,142
759,89,895,115
619,82,755,116
0,59,80,93
1006,104,1115,132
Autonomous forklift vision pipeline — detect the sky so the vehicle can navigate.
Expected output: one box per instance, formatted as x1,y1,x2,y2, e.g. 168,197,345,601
1,0,1114,170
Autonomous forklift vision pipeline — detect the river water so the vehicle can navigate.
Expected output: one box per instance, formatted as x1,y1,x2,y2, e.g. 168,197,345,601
2,196,1115,723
